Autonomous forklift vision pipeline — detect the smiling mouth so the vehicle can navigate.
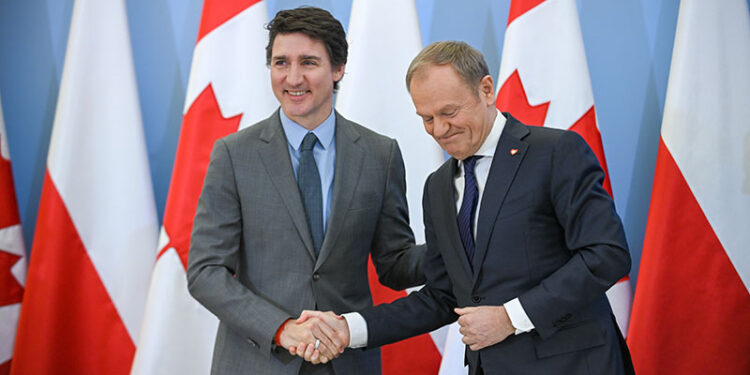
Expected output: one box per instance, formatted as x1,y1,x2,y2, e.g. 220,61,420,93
287,90,309,96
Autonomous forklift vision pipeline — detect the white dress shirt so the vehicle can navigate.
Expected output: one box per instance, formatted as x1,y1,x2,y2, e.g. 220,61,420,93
343,110,534,348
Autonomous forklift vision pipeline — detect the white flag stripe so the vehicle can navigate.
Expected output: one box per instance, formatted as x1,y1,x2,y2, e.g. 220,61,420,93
0,225,26,282
131,246,218,375
498,0,594,129
45,0,158,342
336,0,443,245
438,322,468,375
0,95,9,160
0,304,20,363
184,2,277,129
660,0,750,290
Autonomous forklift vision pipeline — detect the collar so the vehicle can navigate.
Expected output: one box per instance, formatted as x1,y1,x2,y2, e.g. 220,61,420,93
458,109,506,170
474,109,505,158
280,108,336,151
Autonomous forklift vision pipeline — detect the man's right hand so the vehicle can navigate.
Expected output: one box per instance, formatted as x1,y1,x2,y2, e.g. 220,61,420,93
278,314,344,364
290,310,350,364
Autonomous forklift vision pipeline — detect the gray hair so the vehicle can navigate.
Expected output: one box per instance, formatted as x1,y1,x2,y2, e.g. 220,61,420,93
405,41,490,93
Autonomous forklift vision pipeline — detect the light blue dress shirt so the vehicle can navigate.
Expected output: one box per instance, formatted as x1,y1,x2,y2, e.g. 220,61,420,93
279,109,336,234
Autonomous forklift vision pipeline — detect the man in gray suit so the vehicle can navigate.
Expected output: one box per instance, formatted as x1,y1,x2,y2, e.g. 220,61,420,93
186,7,425,375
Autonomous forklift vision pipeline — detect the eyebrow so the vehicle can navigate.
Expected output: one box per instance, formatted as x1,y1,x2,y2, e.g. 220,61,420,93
272,55,323,61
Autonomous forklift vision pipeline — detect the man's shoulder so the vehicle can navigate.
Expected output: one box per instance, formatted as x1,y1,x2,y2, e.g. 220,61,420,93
220,110,280,146
335,112,396,149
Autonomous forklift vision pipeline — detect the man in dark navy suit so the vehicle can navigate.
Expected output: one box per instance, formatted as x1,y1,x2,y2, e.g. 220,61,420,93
295,41,634,375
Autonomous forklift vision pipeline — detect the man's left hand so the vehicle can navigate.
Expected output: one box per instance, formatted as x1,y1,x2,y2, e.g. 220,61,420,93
454,305,515,351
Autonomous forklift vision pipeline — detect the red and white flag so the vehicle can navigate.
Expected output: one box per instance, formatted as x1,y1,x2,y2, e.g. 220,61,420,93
627,0,750,373
10,0,158,373
496,0,632,335
336,1,445,373
130,1,276,373
0,94,26,375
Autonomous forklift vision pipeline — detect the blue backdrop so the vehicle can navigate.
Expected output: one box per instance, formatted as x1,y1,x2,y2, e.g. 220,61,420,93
2,0,724,290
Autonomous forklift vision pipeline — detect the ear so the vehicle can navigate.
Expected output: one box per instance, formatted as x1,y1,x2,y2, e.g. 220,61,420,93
479,75,495,106
332,64,345,82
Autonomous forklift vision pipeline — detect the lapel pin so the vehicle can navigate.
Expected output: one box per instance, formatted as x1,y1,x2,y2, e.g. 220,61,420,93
510,148,518,156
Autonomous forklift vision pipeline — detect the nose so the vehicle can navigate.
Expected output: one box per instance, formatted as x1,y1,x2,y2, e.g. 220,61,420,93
432,117,450,137
287,63,303,86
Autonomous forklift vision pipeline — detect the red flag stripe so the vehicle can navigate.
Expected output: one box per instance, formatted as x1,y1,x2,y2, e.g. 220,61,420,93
367,259,441,374
0,136,20,228
628,140,750,374
568,106,612,196
11,172,134,375
197,0,263,42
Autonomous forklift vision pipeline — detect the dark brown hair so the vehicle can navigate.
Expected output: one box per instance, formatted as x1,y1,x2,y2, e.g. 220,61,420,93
266,7,348,90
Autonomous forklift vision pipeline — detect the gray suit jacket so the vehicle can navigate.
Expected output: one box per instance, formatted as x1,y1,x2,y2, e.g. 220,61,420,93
360,114,633,375
187,109,425,375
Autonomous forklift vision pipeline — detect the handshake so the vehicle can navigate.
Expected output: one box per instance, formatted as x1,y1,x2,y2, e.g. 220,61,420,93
277,305,517,365
278,310,351,364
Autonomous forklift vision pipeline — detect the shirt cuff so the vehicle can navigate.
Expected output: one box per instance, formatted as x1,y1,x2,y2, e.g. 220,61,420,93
342,312,368,348
504,298,535,335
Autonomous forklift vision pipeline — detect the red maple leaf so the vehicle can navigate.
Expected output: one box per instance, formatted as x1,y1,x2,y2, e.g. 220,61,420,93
496,69,550,126
0,250,23,307
0,134,21,229
160,84,242,269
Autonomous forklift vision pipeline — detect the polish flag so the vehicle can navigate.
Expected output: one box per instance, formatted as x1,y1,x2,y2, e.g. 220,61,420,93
10,0,158,373
336,1,445,374
496,0,632,334
627,1,750,373
130,1,276,373
0,95,26,375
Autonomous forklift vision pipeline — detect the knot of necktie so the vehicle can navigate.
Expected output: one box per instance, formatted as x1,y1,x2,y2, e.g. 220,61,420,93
301,132,319,152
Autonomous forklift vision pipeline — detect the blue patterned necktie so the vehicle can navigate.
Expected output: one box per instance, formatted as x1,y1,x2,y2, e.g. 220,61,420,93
298,132,323,255
457,156,481,266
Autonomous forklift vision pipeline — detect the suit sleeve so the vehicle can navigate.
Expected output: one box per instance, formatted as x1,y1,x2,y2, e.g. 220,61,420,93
518,131,631,340
369,139,427,290
360,174,458,347
186,139,291,358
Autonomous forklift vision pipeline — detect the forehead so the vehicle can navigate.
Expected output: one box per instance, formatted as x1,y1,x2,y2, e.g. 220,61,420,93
271,32,329,60
410,64,475,108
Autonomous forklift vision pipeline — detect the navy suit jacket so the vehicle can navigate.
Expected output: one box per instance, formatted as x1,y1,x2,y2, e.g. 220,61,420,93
360,113,633,375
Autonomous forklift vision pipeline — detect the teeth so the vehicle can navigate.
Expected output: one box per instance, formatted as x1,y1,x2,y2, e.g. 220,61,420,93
288,90,307,96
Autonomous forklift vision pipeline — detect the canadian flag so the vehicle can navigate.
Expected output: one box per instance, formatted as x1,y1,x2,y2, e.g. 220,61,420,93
130,1,276,373
10,0,159,373
335,1,445,374
0,94,26,375
496,0,632,335
627,0,750,374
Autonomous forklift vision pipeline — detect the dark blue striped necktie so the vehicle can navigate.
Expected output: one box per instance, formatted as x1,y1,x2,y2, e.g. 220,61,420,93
457,156,481,266
298,132,323,255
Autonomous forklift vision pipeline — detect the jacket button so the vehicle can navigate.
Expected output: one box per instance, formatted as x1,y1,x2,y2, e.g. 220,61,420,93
313,273,320,281
472,296,481,303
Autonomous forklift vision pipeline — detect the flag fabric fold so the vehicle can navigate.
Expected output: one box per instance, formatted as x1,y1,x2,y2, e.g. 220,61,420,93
336,1,446,373
130,1,277,373
0,94,26,375
627,1,750,373
10,0,158,373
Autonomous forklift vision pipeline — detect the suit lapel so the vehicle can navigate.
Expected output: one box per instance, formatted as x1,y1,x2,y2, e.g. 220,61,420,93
432,159,474,280
472,115,529,284
315,113,364,270
257,110,316,259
